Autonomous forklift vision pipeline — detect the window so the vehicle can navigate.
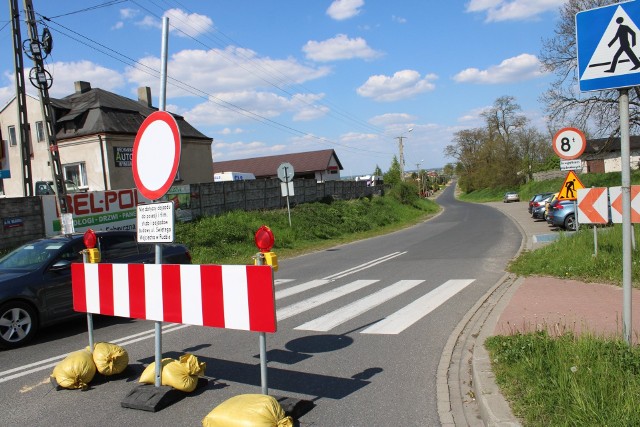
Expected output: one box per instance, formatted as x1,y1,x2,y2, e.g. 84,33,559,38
36,121,45,142
98,235,139,260
8,126,16,147
63,162,88,188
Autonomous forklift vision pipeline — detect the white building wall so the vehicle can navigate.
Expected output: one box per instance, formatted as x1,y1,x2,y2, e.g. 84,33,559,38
602,150,640,172
0,95,50,196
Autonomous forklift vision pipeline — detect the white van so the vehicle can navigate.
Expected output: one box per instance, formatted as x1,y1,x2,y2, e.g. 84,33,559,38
214,172,256,182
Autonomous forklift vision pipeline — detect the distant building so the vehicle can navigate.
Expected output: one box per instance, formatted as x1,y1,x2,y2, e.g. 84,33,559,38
583,137,640,173
0,81,213,197
212,149,343,182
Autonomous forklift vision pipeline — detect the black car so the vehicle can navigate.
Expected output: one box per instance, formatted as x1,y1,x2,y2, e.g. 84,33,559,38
0,231,191,349
528,192,554,215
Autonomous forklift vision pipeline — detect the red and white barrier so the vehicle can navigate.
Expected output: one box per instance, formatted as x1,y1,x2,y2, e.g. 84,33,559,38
71,263,276,333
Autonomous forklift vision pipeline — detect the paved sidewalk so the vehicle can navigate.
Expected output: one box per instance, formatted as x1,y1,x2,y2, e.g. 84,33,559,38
471,201,640,426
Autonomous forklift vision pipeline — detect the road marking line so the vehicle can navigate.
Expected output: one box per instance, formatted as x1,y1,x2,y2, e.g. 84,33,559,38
322,252,407,280
0,323,187,384
361,279,475,334
275,280,331,299
277,280,379,321
294,280,424,332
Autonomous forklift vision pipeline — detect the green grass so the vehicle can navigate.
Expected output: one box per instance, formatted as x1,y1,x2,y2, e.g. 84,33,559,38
176,195,440,265
483,172,640,425
508,225,640,287
459,170,640,203
485,331,640,426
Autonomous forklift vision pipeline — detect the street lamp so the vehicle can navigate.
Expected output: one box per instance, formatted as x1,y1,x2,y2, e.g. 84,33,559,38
395,127,413,181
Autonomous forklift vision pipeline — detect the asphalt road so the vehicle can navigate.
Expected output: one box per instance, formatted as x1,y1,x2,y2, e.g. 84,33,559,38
0,183,522,426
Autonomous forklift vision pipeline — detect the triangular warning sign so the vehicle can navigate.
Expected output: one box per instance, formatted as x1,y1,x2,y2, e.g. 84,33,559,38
558,171,585,201
581,5,640,81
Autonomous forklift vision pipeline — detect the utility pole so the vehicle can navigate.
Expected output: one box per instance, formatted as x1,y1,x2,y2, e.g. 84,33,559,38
395,128,413,182
395,135,406,181
21,0,68,213
9,0,33,196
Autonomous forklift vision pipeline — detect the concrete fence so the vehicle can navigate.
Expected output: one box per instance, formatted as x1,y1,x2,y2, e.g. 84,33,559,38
0,178,383,251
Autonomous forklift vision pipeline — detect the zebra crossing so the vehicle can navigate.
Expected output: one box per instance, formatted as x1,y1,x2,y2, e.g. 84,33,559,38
274,277,475,335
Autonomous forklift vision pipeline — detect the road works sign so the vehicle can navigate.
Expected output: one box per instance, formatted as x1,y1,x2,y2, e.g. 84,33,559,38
577,2,640,91
577,187,609,224
557,171,585,201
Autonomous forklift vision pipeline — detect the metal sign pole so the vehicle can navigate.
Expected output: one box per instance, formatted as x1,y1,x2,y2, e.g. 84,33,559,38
619,88,633,345
255,253,269,395
153,16,170,388
82,251,95,350
285,168,292,227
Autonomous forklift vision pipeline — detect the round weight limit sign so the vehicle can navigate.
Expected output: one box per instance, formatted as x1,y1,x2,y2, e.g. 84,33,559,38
553,127,586,160
132,111,181,200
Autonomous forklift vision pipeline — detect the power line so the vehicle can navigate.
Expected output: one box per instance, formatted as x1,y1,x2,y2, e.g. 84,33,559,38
38,17,389,157
131,0,388,137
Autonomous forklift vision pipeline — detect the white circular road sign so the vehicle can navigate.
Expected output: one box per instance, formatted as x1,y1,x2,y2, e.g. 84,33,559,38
133,111,181,200
277,162,295,183
553,127,586,160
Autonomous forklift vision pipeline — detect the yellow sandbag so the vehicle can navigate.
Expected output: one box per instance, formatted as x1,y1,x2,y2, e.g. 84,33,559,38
202,394,293,427
139,358,173,384
139,354,206,392
91,342,129,375
50,349,96,390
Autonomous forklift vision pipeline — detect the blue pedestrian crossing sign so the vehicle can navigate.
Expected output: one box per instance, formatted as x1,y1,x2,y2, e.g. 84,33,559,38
577,1,640,92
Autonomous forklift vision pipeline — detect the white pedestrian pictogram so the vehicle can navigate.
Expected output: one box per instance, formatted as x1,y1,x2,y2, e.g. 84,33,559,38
581,6,640,81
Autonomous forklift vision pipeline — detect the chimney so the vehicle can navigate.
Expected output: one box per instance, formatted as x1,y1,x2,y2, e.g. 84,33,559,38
74,81,91,94
138,86,152,108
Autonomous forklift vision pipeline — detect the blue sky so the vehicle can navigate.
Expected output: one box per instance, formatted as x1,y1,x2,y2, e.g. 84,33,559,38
0,0,566,177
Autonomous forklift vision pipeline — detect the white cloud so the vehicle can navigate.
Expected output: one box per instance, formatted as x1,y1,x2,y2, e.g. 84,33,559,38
303,34,382,62
392,15,407,24
112,22,124,30
126,46,330,96
327,0,364,21
45,61,126,97
181,90,329,127
357,70,437,102
220,128,245,135
457,106,491,124
212,139,286,161
119,8,138,19
164,9,214,38
453,53,545,84
369,113,417,127
466,0,565,22
135,8,213,37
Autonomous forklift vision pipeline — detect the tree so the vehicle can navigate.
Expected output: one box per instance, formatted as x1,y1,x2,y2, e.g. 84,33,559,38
383,156,402,185
444,96,555,191
373,165,383,177
540,0,640,140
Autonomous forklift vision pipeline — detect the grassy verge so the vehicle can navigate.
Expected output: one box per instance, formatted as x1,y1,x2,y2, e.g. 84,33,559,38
485,331,640,425
491,224,640,425
483,173,640,425
508,224,640,287
176,194,440,265
459,170,640,203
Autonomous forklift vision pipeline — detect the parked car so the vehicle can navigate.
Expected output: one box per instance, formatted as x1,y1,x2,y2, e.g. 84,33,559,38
531,193,555,219
528,192,554,215
0,231,191,349
546,199,577,231
503,191,520,203
544,192,560,220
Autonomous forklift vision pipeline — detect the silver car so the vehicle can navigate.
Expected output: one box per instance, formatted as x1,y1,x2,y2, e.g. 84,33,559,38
503,191,520,203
